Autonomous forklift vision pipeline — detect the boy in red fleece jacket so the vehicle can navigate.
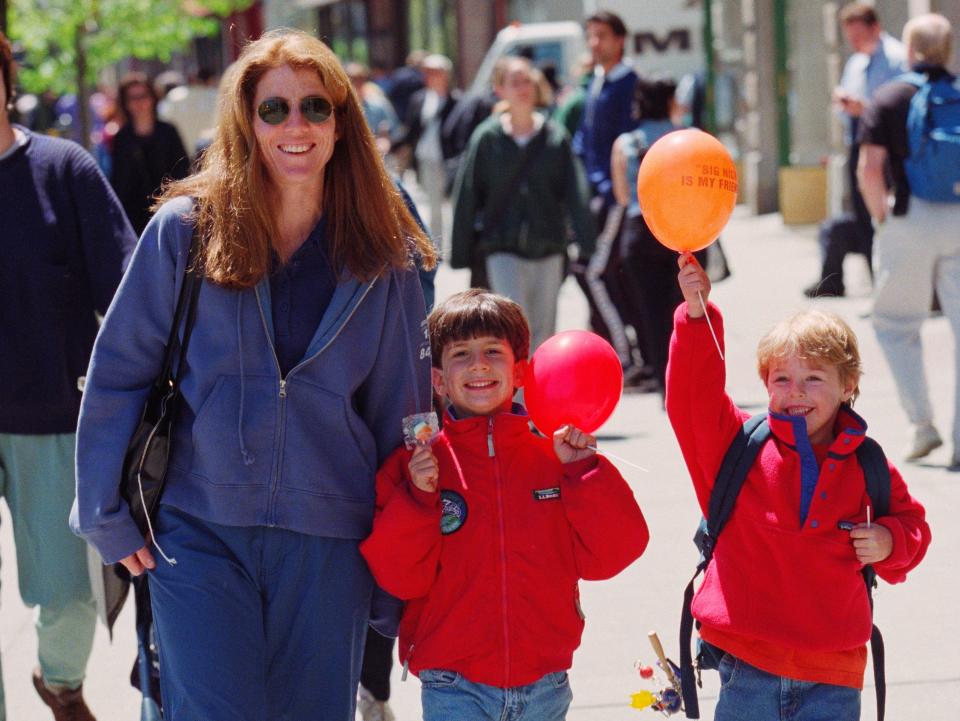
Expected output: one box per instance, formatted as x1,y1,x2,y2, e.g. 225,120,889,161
360,289,649,721
668,254,930,720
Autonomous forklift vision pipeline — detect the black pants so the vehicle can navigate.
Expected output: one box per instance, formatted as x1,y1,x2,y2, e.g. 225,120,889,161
618,214,705,392
360,628,394,702
816,143,873,293
571,196,636,365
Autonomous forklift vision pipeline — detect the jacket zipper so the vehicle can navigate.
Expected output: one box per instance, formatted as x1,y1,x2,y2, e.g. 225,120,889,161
490,416,511,685
251,276,379,525
401,643,414,681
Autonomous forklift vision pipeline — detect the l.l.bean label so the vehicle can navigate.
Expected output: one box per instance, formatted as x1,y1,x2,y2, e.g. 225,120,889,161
680,163,738,193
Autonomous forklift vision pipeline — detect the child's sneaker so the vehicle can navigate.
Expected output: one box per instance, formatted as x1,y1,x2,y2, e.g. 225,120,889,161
906,422,943,461
358,685,396,721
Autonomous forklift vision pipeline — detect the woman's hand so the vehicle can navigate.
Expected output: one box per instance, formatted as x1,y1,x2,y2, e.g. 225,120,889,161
408,444,440,493
677,252,711,319
850,523,894,565
553,424,597,464
120,544,156,576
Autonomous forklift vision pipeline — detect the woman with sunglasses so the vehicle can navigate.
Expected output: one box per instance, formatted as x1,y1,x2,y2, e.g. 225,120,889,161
71,29,436,720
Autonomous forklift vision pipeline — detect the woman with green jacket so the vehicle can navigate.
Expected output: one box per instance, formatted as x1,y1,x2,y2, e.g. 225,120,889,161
450,56,595,351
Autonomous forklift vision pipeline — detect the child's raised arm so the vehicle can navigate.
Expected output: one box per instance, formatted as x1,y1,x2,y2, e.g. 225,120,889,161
677,252,711,319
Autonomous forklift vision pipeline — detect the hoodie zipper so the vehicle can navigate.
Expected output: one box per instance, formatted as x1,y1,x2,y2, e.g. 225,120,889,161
253,277,379,526
254,293,290,526
489,416,511,685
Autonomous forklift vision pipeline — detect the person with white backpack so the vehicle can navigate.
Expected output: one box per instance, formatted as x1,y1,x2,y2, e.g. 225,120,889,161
857,13,960,464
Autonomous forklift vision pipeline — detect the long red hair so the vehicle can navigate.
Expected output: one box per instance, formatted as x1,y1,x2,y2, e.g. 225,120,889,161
157,29,436,289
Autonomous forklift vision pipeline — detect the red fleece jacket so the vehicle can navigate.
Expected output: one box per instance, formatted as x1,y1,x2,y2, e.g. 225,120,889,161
360,408,649,688
666,302,930,663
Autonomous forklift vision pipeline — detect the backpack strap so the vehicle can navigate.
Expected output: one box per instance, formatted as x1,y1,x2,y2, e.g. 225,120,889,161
703,413,771,556
895,70,928,89
680,413,770,719
855,436,891,721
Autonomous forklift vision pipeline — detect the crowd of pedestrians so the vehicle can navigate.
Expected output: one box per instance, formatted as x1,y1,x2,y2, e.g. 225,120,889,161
0,3,957,720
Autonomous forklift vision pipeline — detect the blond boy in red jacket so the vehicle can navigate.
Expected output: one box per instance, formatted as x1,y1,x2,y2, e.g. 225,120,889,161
668,253,930,720
361,289,648,721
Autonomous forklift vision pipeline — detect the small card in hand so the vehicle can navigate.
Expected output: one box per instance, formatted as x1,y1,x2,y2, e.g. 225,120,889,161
402,412,439,449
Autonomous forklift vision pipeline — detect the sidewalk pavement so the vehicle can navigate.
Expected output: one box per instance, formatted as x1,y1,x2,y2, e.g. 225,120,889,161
3,206,958,720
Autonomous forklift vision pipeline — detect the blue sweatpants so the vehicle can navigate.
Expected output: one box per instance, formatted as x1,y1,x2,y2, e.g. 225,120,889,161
148,505,373,721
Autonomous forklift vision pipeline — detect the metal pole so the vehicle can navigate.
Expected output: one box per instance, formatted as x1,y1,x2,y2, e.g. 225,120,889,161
773,0,791,167
703,0,716,134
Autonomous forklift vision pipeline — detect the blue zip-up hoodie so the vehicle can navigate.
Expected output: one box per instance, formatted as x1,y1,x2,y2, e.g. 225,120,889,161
71,196,432,565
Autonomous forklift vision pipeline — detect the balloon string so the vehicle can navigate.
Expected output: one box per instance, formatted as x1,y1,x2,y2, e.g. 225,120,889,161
698,290,724,361
587,446,649,473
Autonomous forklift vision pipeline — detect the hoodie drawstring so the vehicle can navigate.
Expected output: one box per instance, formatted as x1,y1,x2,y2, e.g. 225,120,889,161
236,294,255,466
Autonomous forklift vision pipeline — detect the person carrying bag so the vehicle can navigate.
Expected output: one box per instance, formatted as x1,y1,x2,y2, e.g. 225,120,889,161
449,56,594,352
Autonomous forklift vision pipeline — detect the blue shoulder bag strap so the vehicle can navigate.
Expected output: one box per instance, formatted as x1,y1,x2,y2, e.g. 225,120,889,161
679,413,770,719
856,436,891,721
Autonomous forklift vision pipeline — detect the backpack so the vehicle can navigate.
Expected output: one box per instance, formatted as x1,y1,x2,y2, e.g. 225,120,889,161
900,71,960,203
678,413,891,720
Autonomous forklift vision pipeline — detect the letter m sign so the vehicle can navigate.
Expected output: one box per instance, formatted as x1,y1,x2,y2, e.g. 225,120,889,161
633,29,691,55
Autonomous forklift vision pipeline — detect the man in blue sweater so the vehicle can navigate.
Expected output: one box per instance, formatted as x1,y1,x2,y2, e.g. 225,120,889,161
571,10,642,381
0,32,136,721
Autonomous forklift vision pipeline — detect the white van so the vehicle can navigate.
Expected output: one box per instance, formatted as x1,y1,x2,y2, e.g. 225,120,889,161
467,21,586,96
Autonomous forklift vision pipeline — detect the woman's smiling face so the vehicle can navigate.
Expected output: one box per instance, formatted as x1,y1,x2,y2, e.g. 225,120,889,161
765,355,856,445
252,65,337,194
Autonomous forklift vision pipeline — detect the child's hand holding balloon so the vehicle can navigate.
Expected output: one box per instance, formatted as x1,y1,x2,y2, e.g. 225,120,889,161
677,253,711,319
553,424,597,464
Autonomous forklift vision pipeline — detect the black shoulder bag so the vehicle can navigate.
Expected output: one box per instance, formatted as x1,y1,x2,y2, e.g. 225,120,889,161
120,228,202,536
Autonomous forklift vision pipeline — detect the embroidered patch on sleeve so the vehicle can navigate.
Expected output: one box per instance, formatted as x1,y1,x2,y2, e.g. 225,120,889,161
440,490,468,534
532,487,561,501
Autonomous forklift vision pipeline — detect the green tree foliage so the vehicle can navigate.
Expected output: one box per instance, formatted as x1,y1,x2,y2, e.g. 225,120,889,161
9,0,254,96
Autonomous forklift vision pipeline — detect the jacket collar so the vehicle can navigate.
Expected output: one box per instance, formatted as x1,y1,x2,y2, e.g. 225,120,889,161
442,403,532,447
254,266,379,366
767,403,868,455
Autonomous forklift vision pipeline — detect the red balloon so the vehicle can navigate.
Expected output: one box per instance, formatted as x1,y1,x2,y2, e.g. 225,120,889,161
636,128,738,252
524,331,623,436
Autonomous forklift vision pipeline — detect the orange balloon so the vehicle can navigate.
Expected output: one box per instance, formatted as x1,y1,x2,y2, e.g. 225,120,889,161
636,128,738,252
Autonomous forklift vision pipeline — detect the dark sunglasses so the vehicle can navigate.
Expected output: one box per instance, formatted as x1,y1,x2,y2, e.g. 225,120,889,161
257,96,334,125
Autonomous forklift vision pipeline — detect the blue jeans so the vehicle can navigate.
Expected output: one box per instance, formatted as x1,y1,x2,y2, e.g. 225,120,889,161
420,669,572,721
714,653,860,721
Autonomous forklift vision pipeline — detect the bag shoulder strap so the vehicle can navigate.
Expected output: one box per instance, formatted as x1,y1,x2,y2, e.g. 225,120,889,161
857,436,891,518
680,413,769,719
480,122,551,234
855,434,891,721
156,227,202,392
897,71,928,89
703,413,770,553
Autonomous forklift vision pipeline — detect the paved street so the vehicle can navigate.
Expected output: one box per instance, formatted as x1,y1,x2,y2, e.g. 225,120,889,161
3,205,959,720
